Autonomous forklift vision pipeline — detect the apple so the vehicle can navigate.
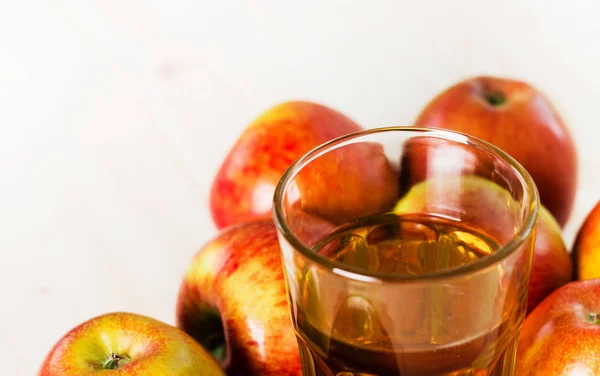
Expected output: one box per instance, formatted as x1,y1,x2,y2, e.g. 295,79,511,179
210,101,399,229
413,75,578,227
293,139,399,224
38,312,225,376
573,201,600,280
176,219,305,376
210,100,362,229
516,279,600,375
394,175,572,313
528,204,573,313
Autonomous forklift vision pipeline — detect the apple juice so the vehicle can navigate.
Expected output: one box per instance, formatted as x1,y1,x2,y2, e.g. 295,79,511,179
294,213,523,376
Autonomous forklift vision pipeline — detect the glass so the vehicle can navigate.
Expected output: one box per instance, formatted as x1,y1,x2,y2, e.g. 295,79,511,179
273,127,538,376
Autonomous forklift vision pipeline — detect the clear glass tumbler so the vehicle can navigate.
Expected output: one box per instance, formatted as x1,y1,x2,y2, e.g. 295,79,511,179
273,127,538,376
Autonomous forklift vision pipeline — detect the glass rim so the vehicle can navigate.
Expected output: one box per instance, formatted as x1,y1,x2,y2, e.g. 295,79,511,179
272,126,539,283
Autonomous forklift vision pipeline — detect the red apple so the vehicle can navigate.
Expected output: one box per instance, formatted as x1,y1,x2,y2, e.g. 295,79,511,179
176,219,305,376
516,279,600,375
394,175,572,314
39,312,224,375
528,205,573,313
210,101,362,229
414,75,578,227
573,201,600,280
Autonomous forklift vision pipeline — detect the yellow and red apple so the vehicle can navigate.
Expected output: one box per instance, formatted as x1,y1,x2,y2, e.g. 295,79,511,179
209,101,363,229
176,219,302,376
210,100,399,229
413,76,578,227
38,312,224,375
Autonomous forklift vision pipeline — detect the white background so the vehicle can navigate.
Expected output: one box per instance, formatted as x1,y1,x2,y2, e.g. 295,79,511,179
1,1,599,374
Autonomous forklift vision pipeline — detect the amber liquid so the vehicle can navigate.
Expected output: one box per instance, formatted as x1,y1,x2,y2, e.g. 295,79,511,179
295,213,523,376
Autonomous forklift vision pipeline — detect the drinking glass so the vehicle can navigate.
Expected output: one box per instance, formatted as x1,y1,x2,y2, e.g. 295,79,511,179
273,127,538,376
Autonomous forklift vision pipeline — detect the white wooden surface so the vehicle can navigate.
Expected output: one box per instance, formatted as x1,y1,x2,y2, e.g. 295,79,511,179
1,1,599,374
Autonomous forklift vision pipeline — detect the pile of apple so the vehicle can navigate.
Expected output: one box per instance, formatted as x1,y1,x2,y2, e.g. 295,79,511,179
39,76,600,376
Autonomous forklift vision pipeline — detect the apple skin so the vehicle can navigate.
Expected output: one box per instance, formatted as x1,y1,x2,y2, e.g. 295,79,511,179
210,101,362,230
176,219,308,376
38,312,224,376
573,201,600,280
413,75,578,227
394,175,572,314
516,279,600,375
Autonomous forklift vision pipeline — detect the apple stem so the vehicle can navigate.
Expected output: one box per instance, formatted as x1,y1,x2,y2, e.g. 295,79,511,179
589,313,600,324
102,352,129,370
483,91,506,107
